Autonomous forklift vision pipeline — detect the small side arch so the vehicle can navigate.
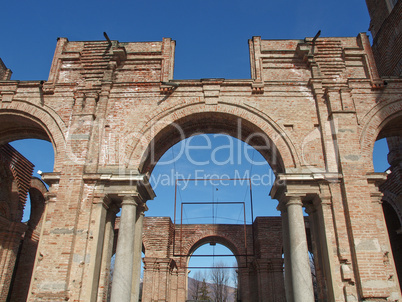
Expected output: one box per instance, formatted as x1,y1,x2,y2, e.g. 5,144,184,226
187,235,241,261
359,98,402,171
0,100,67,171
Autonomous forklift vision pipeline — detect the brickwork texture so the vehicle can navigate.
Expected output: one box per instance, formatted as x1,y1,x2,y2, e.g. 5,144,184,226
0,25,401,302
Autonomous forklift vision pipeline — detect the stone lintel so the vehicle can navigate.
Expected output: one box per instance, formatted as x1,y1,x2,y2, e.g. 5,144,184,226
271,172,342,200
118,194,139,207
277,172,342,181
366,172,388,185
41,172,61,186
90,173,155,204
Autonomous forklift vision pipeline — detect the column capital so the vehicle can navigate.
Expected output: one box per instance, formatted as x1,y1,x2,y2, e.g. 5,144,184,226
277,194,304,212
286,195,303,207
93,193,114,209
316,195,332,207
119,194,139,207
94,172,156,202
279,194,304,207
138,203,148,215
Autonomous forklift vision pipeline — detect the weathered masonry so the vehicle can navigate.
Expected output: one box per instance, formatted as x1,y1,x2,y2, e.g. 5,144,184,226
140,217,286,301
0,30,402,301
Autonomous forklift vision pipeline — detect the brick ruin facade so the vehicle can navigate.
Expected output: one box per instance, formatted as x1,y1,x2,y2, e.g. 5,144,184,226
0,12,402,302
0,144,47,301
366,0,401,77
366,0,402,295
140,217,285,301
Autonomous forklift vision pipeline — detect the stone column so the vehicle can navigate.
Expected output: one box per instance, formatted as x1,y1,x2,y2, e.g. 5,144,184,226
286,196,314,302
97,204,118,301
131,208,145,302
110,195,138,302
83,195,109,302
280,205,293,302
305,200,330,301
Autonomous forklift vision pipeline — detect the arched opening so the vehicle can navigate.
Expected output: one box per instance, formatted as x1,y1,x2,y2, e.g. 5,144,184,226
188,242,238,302
0,114,53,144
382,199,402,284
0,111,57,301
372,114,402,290
9,139,54,220
136,109,290,301
148,134,280,220
134,111,291,175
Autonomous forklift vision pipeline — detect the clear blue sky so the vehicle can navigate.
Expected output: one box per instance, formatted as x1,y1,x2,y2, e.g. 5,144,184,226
2,0,371,81
3,0,389,279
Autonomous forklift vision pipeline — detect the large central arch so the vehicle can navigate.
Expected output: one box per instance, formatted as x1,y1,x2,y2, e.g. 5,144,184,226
127,102,297,174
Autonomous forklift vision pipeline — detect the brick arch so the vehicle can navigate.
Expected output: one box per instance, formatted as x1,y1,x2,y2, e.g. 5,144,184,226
176,224,251,266
187,235,241,259
0,100,67,171
360,98,402,170
127,101,298,174
28,177,47,229
382,193,402,225
185,235,240,269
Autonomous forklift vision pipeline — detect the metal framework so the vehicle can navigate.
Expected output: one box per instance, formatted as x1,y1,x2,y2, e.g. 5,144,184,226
173,178,255,268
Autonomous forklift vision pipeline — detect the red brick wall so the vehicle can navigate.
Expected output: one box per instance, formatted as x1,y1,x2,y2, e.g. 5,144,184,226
367,0,402,76
142,217,285,301
0,34,401,301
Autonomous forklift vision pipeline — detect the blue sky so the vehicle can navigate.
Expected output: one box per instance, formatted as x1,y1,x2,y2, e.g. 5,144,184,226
3,0,389,280
2,0,371,81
